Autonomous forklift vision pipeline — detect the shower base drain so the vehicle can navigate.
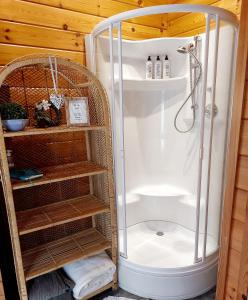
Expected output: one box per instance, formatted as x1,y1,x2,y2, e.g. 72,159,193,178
156,231,164,236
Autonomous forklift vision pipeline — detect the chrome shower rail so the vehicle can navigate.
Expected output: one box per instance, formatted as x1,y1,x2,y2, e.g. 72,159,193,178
88,4,239,263
91,4,238,37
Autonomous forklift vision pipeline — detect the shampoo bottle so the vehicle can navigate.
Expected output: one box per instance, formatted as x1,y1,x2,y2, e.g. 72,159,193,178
154,56,162,79
163,55,170,79
145,56,153,79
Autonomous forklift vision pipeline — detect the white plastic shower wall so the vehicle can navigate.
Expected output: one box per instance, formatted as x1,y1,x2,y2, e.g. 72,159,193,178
85,24,234,262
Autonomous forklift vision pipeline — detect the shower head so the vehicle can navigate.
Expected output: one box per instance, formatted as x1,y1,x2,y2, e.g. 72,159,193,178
177,46,188,54
177,43,194,54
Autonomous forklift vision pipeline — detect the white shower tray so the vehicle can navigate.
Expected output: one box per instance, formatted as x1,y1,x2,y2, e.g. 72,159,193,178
119,221,217,269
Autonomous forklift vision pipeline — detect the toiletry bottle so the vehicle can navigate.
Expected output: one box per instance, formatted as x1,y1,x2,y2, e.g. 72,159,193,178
155,56,162,79
145,56,153,79
163,55,170,79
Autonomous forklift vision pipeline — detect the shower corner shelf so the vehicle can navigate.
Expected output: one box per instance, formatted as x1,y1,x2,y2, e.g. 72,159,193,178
115,76,187,91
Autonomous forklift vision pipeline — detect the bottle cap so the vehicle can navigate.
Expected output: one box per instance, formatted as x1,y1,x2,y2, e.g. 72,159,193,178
165,55,168,60
156,56,160,60
148,56,151,61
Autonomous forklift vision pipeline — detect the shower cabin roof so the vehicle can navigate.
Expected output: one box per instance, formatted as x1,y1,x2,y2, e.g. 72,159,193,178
91,4,239,37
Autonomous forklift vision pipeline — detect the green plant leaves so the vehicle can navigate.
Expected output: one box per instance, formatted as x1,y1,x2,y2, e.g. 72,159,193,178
0,103,27,120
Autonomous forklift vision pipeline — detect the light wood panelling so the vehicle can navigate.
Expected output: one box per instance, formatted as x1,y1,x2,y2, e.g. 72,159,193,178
225,275,238,300
0,0,171,66
230,219,244,252
0,0,164,38
0,20,85,52
24,0,165,29
167,0,218,22
0,0,241,66
216,1,247,299
0,44,85,66
169,0,241,36
233,189,248,223
228,249,241,279
243,85,248,119
237,203,248,299
236,156,248,191
240,120,248,156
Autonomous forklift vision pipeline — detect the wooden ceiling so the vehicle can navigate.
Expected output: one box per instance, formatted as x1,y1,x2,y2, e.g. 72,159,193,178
151,0,241,36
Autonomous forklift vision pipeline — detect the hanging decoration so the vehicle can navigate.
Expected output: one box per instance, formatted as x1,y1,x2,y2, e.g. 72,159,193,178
34,57,64,127
34,99,62,128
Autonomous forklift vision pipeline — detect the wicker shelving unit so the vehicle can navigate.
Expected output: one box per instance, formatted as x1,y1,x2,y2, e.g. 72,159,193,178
0,55,117,300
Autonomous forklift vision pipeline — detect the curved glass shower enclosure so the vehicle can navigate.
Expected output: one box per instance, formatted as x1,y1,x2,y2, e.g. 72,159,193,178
86,4,238,299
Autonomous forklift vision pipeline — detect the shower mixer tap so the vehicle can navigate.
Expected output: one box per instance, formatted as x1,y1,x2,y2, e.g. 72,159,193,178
205,103,218,119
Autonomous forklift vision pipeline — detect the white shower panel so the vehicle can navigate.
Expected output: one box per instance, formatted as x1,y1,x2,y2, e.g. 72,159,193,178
86,5,238,299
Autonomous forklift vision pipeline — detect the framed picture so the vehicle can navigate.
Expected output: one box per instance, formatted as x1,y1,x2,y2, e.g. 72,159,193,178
65,97,90,126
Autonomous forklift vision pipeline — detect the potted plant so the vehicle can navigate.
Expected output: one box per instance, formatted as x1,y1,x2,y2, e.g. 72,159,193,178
0,102,28,132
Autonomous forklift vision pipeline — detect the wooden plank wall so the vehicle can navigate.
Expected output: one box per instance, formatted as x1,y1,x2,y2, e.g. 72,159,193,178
0,0,178,67
215,1,248,298
0,0,241,67
224,73,248,300
169,0,241,37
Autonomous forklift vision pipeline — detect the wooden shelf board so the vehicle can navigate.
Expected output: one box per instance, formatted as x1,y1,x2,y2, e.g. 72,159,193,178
12,161,107,190
84,282,114,300
22,228,111,280
3,125,105,137
17,195,110,235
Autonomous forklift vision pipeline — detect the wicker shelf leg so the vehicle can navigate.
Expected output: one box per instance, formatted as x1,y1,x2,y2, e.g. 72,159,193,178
85,131,96,228
0,124,28,299
104,125,118,288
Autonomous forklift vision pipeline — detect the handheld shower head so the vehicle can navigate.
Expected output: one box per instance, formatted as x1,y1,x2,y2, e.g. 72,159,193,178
174,40,202,133
177,43,195,54
177,46,188,54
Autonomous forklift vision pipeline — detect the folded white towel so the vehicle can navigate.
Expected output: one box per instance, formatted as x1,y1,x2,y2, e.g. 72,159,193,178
63,252,116,299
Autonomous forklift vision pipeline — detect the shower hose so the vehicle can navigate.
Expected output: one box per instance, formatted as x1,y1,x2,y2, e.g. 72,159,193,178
174,49,202,133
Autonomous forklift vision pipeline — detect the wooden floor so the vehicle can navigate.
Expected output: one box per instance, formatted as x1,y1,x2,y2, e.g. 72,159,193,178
52,287,216,300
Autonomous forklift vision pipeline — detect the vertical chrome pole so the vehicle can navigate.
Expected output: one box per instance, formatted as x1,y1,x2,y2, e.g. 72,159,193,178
117,21,128,259
218,26,239,245
202,15,220,261
109,24,122,259
91,35,97,75
194,14,211,263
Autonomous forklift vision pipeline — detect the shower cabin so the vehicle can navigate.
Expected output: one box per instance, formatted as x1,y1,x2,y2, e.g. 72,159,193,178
86,4,238,300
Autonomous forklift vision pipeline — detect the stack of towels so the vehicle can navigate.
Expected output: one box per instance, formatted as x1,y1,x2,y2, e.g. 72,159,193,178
63,252,116,299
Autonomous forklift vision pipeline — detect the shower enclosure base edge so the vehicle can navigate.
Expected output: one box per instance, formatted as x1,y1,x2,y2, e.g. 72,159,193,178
118,254,217,300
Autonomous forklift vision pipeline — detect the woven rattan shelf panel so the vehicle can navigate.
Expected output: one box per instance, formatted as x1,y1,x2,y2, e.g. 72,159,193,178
12,161,107,190
22,228,111,280
3,125,105,137
17,195,109,235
